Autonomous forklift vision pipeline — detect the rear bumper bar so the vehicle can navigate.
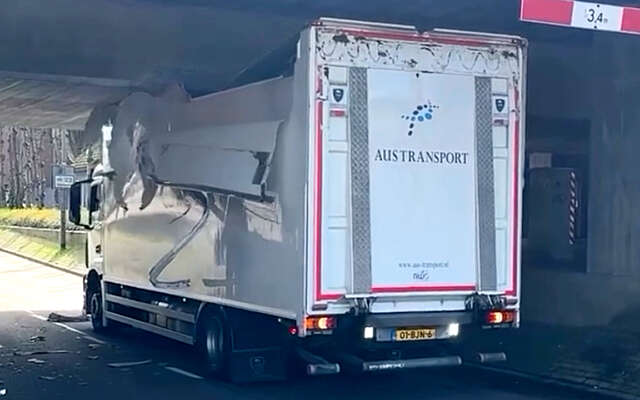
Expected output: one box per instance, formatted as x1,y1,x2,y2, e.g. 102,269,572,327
363,356,462,371
336,352,462,373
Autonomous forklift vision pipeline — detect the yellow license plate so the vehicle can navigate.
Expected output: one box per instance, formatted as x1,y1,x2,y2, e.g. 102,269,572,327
394,328,436,341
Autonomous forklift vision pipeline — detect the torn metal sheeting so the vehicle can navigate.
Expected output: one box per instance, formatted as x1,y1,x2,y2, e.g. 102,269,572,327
155,119,281,198
107,360,152,368
102,84,282,213
155,132,278,199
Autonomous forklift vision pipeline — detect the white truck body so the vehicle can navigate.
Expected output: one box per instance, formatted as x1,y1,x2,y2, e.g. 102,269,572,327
75,19,526,375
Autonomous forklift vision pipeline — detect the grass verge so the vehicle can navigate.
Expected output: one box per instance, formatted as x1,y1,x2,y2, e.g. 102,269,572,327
0,228,84,274
0,207,61,229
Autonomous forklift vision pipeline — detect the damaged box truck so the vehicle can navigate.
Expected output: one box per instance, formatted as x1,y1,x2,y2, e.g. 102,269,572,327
69,18,527,381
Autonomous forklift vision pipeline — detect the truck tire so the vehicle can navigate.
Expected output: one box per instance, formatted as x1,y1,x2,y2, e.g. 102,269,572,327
196,311,229,377
89,292,107,333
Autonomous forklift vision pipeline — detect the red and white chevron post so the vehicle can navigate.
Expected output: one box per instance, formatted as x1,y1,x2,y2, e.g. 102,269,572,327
520,0,640,35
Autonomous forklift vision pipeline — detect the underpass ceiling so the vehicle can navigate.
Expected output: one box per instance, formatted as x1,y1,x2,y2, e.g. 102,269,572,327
0,71,134,129
0,0,604,128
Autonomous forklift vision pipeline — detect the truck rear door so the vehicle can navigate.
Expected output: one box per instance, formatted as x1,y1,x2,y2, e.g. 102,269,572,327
307,21,524,314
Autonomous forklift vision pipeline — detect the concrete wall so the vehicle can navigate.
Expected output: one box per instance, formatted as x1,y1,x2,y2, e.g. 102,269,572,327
520,32,640,328
587,33,640,278
0,225,86,249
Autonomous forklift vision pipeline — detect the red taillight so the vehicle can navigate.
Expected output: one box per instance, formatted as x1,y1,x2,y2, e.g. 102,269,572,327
486,310,515,324
305,316,337,330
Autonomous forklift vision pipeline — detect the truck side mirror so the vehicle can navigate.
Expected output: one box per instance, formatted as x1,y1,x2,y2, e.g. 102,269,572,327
90,185,100,213
69,181,92,229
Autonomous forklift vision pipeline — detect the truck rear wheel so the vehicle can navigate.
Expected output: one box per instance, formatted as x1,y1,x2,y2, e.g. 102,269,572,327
196,311,229,377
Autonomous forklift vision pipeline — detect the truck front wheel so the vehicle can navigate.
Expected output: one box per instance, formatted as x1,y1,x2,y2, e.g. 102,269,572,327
89,292,106,333
196,311,228,377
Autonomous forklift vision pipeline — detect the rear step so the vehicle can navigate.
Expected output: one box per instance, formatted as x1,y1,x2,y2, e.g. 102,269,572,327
296,348,341,376
474,352,507,364
336,353,462,373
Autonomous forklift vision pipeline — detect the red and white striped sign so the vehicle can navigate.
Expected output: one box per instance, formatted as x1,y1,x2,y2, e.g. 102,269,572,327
521,0,640,35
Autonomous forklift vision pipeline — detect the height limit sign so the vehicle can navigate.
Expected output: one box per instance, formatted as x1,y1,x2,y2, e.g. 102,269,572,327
520,0,640,35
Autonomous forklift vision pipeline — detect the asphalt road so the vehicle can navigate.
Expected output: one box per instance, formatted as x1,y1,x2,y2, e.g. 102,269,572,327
0,251,603,400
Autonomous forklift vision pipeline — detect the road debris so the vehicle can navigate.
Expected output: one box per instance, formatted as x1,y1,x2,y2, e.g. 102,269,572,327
87,355,99,360
0,388,5,396
88,344,101,350
26,358,45,364
28,335,46,343
108,360,152,368
38,376,56,381
47,313,88,323
14,350,68,356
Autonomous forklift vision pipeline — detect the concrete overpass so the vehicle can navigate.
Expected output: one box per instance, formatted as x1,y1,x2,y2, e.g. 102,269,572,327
0,0,578,128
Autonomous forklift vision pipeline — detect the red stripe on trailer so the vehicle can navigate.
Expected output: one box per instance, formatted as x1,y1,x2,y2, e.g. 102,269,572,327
506,87,521,297
314,98,325,300
622,7,640,33
371,285,476,293
314,72,341,302
520,0,574,25
315,101,339,301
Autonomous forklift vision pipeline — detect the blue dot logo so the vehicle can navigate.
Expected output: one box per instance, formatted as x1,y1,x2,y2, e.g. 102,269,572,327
400,101,439,136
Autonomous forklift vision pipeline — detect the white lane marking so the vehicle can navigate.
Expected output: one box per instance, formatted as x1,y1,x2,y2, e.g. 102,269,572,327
28,312,47,322
26,311,106,345
52,323,106,345
165,366,203,380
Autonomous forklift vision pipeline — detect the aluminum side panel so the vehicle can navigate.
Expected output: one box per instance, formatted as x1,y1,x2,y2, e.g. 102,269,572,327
101,48,312,321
